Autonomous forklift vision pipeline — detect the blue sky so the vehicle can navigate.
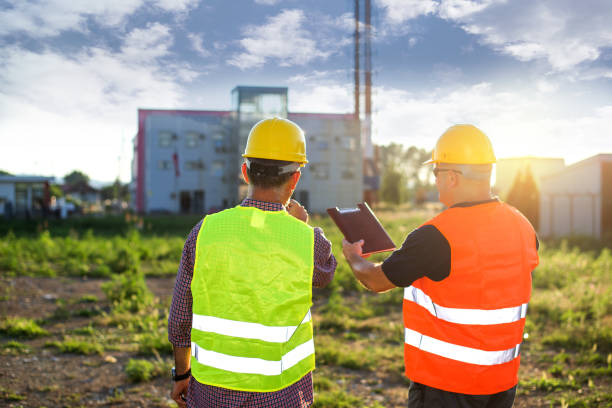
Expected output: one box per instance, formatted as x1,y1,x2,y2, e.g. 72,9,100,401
1,0,611,183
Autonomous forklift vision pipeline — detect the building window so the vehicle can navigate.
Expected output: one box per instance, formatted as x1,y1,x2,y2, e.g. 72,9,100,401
213,134,226,153
185,131,204,148
310,135,329,151
185,160,205,171
341,166,354,179
310,163,329,180
158,160,171,170
158,131,176,147
340,136,356,151
212,160,224,177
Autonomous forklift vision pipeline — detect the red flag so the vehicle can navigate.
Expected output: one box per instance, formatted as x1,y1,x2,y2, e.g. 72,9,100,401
172,152,180,177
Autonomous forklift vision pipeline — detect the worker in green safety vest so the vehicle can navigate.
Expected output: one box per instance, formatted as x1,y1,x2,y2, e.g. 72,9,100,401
168,117,338,408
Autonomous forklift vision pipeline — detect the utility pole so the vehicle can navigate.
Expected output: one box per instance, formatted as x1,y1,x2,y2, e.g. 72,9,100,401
357,0,379,205
354,0,360,120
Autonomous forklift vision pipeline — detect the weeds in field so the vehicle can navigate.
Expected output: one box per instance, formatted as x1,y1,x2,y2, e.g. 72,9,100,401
101,270,153,313
1,340,29,355
78,294,98,303
0,317,48,338
125,358,169,383
0,386,25,402
0,228,184,278
45,338,104,355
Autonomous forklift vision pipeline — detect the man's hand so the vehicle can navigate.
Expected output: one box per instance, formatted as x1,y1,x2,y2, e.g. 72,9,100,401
171,378,189,408
342,239,365,260
341,239,396,293
287,199,309,223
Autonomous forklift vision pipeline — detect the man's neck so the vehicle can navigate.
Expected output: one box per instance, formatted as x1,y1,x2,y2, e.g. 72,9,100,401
448,190,492,207
248,187,290,206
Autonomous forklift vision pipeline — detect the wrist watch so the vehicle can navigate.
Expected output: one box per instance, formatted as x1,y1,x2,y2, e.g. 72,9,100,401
171,367,191,381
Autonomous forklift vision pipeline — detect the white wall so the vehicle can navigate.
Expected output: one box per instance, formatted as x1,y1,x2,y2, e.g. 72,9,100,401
540,157,602,238
290,115,362,213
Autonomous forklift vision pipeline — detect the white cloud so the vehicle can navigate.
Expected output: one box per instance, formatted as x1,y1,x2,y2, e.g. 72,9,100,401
376,0,438,24
0,0,200,37
187,33,210,57
372,82,612,163
121,22,173,62
438,0,612,71
290,84,354,113
287,70,344,84
536,80,559,94
437,0,496,20
254,0,282,5
0,23,197,182
229,9,331,69
373,0,612,72
153,0,199,12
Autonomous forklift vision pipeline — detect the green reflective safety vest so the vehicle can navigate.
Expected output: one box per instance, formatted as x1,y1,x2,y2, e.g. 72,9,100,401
190,205,315,392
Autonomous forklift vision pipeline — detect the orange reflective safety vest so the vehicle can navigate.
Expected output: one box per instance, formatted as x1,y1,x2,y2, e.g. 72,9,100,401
403,201,539,395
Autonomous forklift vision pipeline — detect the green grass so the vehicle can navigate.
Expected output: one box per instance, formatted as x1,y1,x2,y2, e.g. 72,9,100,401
0,317,48,338
78,294,98,303
125,358,168,383
1,340,30,355
313,390,365,408
0,386,26,402
45,338,103,355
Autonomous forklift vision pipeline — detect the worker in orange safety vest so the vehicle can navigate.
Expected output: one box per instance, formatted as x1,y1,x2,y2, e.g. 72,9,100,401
342,124,539,408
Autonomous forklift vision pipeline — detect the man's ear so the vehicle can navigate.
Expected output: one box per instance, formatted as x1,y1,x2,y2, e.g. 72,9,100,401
289,171,301,190
241,162,249,184
450,171,460,188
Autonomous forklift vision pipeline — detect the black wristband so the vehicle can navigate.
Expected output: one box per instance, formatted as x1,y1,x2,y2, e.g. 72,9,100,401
172,367,191,381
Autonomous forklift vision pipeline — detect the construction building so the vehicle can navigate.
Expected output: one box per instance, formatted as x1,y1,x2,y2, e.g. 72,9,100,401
131,86,362,214
539,154,612,239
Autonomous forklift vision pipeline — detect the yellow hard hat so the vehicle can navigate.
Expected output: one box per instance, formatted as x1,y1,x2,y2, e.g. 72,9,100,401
424,124,496,165
242,117,308,166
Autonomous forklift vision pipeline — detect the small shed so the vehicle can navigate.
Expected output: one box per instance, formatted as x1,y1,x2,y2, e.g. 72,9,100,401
539,154,612,238
0,175,55,217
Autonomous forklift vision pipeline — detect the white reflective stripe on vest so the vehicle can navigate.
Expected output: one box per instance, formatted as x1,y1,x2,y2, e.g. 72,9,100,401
192,310,312,343
404,286,528,325
405,328,520,366
191,339,315,376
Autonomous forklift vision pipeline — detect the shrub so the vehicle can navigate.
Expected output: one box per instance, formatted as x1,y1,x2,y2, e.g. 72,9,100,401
0,317,48,338
45,339,103,355
137,332,173,356
125,358,167,383
101,271,153,313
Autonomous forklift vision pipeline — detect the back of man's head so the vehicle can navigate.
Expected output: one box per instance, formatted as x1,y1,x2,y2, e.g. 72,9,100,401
246,158,300,189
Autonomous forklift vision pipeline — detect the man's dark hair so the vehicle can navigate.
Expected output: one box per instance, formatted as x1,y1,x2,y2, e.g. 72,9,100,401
246,158,299,189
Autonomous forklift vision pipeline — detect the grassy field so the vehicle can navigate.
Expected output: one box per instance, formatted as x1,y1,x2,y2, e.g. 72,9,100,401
0,209,611,407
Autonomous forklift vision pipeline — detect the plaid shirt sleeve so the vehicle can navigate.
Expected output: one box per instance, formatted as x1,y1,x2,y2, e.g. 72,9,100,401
167,219,202,348
312,226,336,288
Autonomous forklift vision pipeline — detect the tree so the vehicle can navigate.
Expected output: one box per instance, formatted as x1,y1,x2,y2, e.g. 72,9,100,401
101,179,130,202
0,170,12,176
506,165,539,228
377,143,435,205
381,167,407,205
49,184,63,198
64,170,90,186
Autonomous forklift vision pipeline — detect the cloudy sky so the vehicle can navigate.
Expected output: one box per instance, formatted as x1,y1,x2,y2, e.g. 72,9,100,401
1,0,611,183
